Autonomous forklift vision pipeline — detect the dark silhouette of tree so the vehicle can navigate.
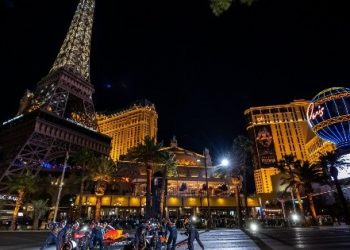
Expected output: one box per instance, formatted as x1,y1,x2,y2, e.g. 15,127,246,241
319,151,350,224
125,136,164,218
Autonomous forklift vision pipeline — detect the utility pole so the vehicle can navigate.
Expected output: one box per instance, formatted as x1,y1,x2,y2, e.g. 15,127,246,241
204,148,212,228
53,151,69,222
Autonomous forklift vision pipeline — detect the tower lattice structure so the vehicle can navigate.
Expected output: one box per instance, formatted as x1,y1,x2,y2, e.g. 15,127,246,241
0,0,111,191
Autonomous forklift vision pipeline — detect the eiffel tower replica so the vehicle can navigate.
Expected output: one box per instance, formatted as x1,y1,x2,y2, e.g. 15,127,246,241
0,0,111,190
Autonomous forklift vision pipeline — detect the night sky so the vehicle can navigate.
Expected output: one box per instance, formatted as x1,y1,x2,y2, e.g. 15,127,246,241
1,0,350,160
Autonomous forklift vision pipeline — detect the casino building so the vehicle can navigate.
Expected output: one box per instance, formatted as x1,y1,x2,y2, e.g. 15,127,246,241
96,99,158,161
244,98,337,195
76,137,259,219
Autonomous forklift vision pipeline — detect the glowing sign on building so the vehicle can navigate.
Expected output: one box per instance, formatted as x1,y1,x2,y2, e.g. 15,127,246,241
0,194,17,201
307,87,350,149
307,103,324,120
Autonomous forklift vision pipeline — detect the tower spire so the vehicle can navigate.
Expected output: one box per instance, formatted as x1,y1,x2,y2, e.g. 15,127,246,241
50,0,95,82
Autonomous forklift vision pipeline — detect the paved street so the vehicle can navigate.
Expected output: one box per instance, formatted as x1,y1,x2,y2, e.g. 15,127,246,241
0,231,49,250
1,227,349,249
248,226,350,249
176,229,259,250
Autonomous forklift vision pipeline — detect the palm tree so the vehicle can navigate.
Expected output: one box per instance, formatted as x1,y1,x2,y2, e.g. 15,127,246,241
232,135,254,219
293,161,326,221
125,136,164,218
89,157,116,221
277,155,304,217
319,151,350,224
8,171,37,230
72,149,96,217
210,0,255,16
32,199,49,230
155,151,177,219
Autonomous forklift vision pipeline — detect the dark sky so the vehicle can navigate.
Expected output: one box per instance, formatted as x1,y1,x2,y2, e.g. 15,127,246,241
1,0,350,160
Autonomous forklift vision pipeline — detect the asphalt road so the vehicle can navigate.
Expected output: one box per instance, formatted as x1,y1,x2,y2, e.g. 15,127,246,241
247,225,350,250
176,229,259,250
1,226,349,250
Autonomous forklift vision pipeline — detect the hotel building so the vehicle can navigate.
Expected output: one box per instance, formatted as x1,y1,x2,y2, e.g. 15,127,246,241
244,99,313,170
305,136,336,164
96,99,158,161
254,167,280,194
76,137,259,218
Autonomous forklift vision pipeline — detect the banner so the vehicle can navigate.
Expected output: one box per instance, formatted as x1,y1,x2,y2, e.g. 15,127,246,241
254,125,276,166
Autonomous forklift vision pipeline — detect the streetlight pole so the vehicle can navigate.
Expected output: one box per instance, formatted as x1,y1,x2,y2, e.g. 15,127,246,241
53,151,69,222
203,148,212,228
232,176,242,228
290,188,297,214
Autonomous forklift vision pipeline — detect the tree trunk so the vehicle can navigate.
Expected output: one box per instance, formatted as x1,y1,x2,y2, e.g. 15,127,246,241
235,185,242,228
95,196,102,222
307,193,317,221
146,165,153,219
78,176,87,218
334,177,350,224
33,217,40,230
294,186,304,217
243,168,249,218
11,191,24,231
160,166,167,219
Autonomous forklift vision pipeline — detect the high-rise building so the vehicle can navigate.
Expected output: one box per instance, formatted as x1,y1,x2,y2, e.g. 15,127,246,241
97,99,158,161
254,167,280,194
305,136,335,164
244,99,314,169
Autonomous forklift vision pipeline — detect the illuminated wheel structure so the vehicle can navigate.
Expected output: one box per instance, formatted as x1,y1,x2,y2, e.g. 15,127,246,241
307,87,350,150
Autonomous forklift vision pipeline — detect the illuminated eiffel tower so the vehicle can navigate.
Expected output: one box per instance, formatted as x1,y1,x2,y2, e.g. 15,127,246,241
0,0,111,190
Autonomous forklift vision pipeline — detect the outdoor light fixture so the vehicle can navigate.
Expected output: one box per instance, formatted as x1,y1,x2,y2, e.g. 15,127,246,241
292,213,299,221
221,159,229,167
250,222,258,231
191,215,197,222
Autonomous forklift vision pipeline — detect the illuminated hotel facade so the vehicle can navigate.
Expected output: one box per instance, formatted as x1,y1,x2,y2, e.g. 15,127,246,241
244,99,326,194
96,99,158,161
244,99,313,170
254,168,279,194
76,138,259,218
305,136,335,164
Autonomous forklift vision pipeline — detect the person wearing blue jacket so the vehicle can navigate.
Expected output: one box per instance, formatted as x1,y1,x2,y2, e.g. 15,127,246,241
165,218,177,250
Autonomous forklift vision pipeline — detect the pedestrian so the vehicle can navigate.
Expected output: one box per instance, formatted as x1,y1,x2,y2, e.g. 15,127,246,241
165,218,177,250
40,221,59,250
186,221,204,250
56,220,69,250
133,223,147,250
93,222,105,250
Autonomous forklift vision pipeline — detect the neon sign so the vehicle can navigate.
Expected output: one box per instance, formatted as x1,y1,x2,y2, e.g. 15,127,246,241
0,194,17,201
307,103,324,121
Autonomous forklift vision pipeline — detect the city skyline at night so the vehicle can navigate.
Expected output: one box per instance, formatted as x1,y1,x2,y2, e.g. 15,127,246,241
2,0,350,156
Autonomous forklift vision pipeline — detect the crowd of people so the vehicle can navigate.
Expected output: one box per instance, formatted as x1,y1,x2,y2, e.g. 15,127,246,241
40,220,113,250
40,216,205,250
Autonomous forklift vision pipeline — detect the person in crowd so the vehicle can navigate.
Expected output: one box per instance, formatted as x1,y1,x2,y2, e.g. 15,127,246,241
93,222,105,250
40,221,60,250
185,219,204,250
56,220,69,250
89,221,97,249
133,223,147,250
165,218,177,250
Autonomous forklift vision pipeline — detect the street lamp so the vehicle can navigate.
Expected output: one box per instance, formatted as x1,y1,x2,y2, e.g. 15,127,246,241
203,148,230,229
203,148,211,228
221,159,229,167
